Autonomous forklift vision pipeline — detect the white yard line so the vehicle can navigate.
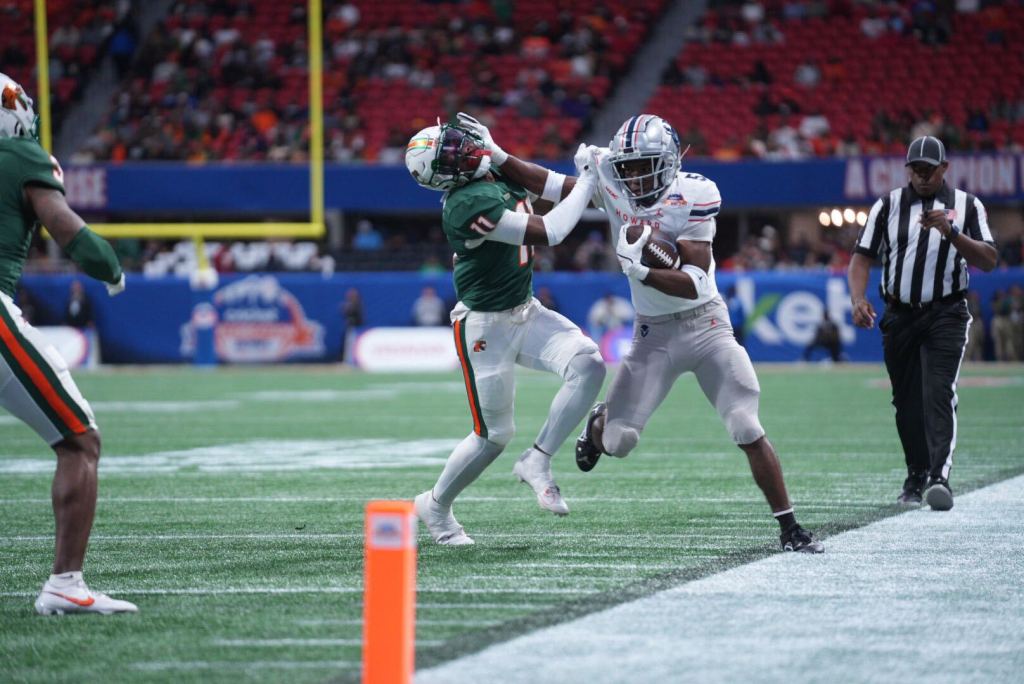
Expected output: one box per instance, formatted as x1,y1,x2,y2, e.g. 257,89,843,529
0,587,596,598
213,638,445,648
0,496,878,506
131,660,358,672
416,475,1024,684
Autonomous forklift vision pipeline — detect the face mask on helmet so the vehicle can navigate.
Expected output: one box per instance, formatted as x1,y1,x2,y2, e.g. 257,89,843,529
405,123,491,192
608,115,680,207
0,73,39,141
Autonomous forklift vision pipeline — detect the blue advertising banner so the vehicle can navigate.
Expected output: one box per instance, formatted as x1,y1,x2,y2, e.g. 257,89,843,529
62,154,1024,214
19,269,1024,365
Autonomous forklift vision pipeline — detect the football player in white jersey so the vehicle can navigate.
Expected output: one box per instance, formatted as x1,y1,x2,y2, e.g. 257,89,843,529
459,112,823,553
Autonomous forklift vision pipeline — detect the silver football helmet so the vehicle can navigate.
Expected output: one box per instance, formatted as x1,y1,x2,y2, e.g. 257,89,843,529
0,73,38,140
405,122,492,192
607,114,680,207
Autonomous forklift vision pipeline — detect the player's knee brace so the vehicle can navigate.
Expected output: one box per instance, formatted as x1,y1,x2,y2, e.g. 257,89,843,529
565,349,606,393
725,406,764,446
601,420,639,458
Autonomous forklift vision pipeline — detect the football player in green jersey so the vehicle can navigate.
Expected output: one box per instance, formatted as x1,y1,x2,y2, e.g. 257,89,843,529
405,119,604,545
0,73,136,613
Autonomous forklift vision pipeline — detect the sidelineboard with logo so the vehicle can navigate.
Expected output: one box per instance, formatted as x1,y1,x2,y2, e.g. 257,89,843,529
19,270,1024,364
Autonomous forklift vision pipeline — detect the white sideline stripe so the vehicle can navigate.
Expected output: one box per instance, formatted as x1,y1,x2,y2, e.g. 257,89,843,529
131,660,358,672
416,475,1024,684
295,618,501,627
418,602,538,610
0,496,881,507
213,638,445,648
0,531,760,543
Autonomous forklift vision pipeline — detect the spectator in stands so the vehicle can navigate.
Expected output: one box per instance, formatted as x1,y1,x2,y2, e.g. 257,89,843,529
965,292,985,362
340,287,363,363
724,285,745,346
802,311,843,363
998,236,1022,267
352,219,383,251
15,286,39,326
990,290,1017,361
749,59,772,85
536,286,560,314
412,286,446,327
793,60,821,88
419,255,446,275
63,280,94,330
587,293,634,341
1011,285,1024,361
574,230,615,272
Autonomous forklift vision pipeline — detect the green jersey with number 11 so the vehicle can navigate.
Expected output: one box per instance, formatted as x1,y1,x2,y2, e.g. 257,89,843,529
0,137,65,297
442,172,535,312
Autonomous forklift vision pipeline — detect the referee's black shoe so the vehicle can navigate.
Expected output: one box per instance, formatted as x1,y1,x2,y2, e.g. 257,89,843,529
780,524,824,553
575,403,606,472
923,476,954,511
896,472,927,505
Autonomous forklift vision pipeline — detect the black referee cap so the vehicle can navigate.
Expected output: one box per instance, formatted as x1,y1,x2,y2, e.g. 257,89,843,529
905,136,946,166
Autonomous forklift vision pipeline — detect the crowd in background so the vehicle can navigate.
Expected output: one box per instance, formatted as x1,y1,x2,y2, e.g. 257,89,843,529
69,0,658,163
658,0,1024,160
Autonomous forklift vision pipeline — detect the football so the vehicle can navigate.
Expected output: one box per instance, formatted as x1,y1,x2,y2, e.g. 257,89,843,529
624,223,680,269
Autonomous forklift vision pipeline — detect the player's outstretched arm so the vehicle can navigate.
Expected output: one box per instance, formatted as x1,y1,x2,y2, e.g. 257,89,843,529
457,112,579,202
26,184,125,295
480,145,597,247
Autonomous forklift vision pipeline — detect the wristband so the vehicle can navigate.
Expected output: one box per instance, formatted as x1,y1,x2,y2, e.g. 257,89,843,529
490,146,508,166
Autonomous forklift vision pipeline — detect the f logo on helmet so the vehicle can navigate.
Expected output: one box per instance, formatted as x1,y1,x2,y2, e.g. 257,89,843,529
1,84,19,110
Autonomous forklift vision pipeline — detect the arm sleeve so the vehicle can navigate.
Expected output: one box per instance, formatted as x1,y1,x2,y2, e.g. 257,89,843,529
854,196,888,258
963,194,996,245
64,227,123,284
487,210,528,245
542,174,597,245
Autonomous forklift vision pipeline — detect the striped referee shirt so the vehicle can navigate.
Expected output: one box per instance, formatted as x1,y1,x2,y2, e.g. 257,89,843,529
854,182,995,305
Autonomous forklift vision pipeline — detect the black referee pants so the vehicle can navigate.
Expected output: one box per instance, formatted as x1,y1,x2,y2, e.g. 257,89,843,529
880,295,971,482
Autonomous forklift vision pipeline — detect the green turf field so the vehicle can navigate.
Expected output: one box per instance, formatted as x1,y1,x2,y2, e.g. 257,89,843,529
1,364,1022,683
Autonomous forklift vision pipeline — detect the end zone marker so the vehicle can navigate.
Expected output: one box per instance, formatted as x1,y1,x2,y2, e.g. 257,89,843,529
362,500,417,684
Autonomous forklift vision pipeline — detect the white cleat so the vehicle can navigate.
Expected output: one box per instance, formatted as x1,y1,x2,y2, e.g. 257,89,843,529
513,449,569,517
35,578,138,616
414,491,474,546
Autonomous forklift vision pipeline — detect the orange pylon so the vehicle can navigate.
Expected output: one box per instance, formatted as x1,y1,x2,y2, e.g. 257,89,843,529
362,500,417,684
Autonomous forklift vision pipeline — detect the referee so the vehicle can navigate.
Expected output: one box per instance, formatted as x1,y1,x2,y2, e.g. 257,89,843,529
848,136,998,510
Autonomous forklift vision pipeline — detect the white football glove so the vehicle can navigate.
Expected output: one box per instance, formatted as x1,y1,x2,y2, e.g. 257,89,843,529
573,143,599,177
105,272,126,296
616,224,651,281
456,112,508,166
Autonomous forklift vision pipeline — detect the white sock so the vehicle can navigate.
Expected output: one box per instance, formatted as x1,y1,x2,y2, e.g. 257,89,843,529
48,571,83,586
432,433,504,508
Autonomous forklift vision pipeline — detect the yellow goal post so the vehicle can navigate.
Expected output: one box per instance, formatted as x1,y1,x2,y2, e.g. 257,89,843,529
33,0,325,254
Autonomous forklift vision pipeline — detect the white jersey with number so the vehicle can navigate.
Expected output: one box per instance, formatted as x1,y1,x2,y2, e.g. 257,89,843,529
592,147,722,316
